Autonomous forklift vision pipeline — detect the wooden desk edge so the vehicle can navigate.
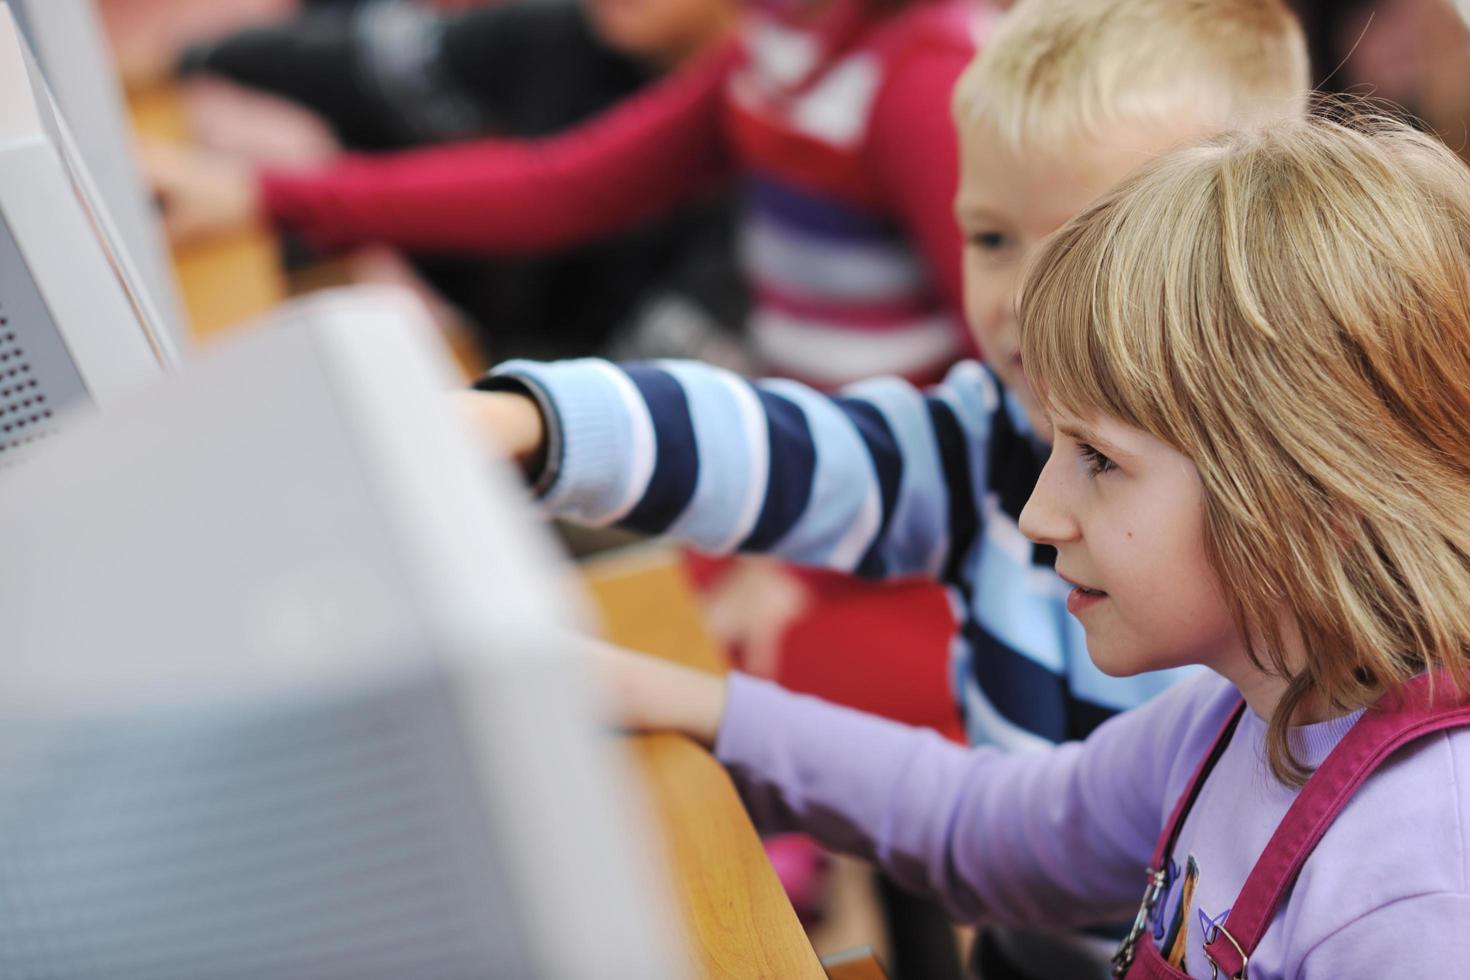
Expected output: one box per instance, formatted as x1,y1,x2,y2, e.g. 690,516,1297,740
587,548,827,979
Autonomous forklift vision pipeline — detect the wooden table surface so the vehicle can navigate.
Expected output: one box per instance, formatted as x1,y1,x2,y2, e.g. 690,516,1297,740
583,548,828,979
132,82,827,978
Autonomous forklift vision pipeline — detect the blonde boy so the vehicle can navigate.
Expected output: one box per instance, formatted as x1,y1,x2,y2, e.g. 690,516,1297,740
464,1,1309,975
953,0,1309,437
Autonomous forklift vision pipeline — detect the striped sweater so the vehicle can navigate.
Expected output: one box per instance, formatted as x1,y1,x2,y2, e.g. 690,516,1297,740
486,357,1194,750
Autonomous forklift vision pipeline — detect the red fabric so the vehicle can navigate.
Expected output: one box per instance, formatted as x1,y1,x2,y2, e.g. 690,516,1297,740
684,553,965,743
724,101,883,207
861,8,973,352
260,41,742,255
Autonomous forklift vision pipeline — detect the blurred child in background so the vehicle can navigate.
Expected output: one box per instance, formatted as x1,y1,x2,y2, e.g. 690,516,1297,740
150,0,989,387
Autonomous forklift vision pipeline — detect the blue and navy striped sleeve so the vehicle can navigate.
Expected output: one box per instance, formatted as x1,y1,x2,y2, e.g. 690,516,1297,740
489,357,1003,579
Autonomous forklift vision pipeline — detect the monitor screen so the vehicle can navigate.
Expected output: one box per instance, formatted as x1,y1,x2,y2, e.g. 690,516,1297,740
6,0,187,354
0,287,689,979
0,4,177,465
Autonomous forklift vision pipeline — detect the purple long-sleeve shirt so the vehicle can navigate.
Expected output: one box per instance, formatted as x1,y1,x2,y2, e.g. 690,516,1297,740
715,670,1470,977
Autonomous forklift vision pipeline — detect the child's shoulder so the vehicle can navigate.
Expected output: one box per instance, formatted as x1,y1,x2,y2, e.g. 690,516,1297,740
1322,719,1470,882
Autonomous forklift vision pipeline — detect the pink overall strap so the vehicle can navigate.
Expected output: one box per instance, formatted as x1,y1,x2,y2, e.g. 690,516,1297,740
1202,674,1470,978
1151,701,1247,870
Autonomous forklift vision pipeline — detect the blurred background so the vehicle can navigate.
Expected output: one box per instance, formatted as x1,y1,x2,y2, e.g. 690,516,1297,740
100,0,1470,378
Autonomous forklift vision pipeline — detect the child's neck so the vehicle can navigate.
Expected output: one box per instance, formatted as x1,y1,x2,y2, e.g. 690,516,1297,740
1222,662,1339,726
1230,668,1292,722
1213,628,1345,726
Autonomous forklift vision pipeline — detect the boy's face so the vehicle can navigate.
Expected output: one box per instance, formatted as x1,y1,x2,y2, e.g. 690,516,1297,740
955,118,1205,437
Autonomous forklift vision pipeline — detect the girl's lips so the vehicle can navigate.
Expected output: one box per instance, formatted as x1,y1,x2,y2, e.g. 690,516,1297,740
1066,586,1108,616
1058,572,1107,616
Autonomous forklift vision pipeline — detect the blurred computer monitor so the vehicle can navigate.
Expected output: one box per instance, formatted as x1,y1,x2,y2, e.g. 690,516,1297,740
0,3,178,466
0,286,689,980
6,0,187,354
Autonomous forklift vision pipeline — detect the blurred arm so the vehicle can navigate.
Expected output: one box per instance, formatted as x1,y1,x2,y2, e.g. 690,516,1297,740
258,41,740,254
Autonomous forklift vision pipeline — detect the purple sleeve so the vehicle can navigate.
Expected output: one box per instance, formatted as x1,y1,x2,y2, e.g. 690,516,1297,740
714,671,1235,928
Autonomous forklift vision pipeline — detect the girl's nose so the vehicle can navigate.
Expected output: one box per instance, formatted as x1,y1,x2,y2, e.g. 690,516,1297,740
1018,453,1079,546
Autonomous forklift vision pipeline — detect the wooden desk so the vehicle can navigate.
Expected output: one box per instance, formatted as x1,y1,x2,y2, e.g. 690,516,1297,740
583,548,828,979
822,948,892,980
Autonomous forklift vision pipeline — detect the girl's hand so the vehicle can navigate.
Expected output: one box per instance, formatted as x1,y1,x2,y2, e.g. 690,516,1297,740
141,142,260,245
580,637,729,747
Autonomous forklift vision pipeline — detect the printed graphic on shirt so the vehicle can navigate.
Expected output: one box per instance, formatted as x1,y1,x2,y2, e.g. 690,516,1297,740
1149,854,1231,969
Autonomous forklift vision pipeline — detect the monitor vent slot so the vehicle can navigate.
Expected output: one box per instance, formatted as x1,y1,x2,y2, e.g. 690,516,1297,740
0,204,91,470
0,314,56,461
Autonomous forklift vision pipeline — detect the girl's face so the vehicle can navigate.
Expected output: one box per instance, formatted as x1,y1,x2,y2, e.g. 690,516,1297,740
1018,411,1245,678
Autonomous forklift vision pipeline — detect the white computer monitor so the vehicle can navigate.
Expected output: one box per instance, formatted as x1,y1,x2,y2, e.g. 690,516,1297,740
0,4,178,465
6,0,187,354
0,286,689,980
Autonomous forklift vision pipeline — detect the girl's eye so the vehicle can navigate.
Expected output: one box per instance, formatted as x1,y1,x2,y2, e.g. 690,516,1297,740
1076,442,1117,476
967,230,1011,253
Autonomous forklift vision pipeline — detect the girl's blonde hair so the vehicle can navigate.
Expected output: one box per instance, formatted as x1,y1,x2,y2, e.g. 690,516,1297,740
1020,112,1470,784
954,0,1309,150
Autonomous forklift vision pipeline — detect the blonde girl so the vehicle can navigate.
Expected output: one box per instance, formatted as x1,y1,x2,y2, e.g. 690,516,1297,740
595,111,1470,977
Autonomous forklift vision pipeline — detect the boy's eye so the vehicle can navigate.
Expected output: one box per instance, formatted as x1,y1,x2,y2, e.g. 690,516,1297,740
1076,442,1117,476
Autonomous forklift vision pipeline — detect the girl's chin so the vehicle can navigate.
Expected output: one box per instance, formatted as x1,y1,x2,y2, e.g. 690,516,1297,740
1082,641,1167,679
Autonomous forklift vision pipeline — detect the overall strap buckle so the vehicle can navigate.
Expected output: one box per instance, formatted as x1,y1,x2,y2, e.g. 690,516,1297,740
1111,866,1166,977
1203,922,1249,980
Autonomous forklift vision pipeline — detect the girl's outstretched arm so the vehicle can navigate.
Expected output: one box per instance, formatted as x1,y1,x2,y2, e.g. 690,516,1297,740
711,670,1236,928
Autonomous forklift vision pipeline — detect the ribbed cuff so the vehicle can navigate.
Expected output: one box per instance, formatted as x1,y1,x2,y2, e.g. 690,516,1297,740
484,359,646,525
472,373,561,496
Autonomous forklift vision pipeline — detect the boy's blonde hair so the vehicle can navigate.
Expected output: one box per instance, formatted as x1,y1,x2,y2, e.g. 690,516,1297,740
955,0,1310,149
1020,112,1470,784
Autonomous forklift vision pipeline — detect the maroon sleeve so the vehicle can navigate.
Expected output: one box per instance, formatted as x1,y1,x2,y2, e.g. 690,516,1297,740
861,34,974,355
258,41,741,255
